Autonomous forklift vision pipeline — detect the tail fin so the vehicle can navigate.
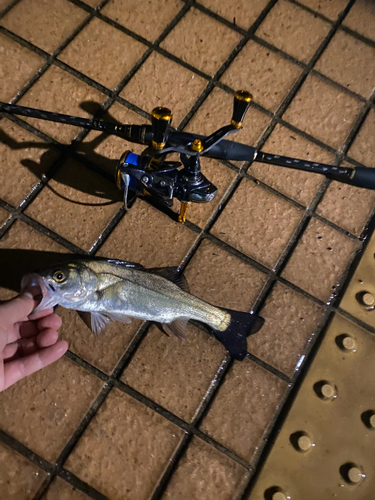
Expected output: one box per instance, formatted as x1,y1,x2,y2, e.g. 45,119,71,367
213,310,264,361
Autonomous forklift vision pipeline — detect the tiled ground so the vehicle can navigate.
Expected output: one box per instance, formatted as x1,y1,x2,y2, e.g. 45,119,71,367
0,0,374,499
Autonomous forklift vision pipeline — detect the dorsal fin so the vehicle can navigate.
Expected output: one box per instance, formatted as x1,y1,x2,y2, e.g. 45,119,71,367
106,259,144,270
146,267,190,293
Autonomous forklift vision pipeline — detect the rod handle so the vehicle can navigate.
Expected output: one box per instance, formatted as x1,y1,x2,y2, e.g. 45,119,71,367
335,166,375,190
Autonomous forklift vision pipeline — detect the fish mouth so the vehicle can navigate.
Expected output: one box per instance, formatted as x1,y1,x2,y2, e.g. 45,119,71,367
20,273,60,313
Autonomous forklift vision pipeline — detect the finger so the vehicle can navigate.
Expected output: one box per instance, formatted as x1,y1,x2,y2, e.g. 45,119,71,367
28,308,55,321
38,313,62,332
4,329,60,360
2,342,19,360
37,329,59,349
0,293,38,325
1,341,69,391
14,313,61,341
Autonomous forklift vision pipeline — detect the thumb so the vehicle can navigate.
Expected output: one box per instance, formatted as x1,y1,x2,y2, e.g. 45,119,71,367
0,287,41,324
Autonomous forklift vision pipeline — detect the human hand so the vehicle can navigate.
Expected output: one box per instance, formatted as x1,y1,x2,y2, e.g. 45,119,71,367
0,291,68,392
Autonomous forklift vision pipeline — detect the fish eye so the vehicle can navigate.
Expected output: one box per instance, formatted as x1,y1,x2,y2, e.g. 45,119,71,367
53,271,66,283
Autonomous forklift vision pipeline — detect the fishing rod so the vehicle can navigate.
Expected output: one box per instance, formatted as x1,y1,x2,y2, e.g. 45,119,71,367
1,91,374,223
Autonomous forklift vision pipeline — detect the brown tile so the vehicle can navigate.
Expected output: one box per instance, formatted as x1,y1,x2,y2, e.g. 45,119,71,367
42,478,91,500
211,178,303,269
184,87,271,168
120,51,208,126
256,0,330,63
344,0,375,42
315,30,375,98
0,356,103,462
1,0,88,54
199,0,269,30
200,359,287,460
0,219,69,300
58,307,143,375
96,198,197,267
283,74,363,150
78,101,148,174
65,388,183,500
184,239,267,310
247,282,323,377
162,437,248,500
0,118,60,207
160,7,242,76
102,0,183,42
58,18,147,90
0,0,14,10
348,107,375,168
282,217,360,301
0,442,47,500
249,123,333,206
0,33,44,103
171,158,237,228
0,208,10,226
297,0,348,20
18,65,107,144
123,324,226,422
25,157,122,251
221,39,303,113
316,161,375,236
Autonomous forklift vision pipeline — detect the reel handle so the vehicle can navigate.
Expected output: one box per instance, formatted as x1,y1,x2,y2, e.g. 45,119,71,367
231,90,253,129
151,107,172,150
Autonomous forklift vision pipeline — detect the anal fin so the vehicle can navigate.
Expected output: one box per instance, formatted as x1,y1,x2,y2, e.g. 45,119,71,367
162,318,188,340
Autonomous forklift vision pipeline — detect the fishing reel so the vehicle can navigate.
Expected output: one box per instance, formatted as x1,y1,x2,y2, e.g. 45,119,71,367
2,90,375,224
115,90,252,222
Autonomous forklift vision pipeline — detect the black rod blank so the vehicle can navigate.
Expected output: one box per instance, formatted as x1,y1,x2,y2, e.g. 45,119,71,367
0,102,145,144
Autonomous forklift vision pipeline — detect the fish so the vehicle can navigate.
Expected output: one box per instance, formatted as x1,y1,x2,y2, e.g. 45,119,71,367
21,259,264,360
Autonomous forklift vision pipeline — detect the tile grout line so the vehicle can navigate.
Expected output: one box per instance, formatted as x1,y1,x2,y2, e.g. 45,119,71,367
1,0,113,106
237,5,375,495
123,0,365,496
183,0,364,286
0,0,365,383
10,2,247,498
0,0,196,231
0,0,22,20
0,3,369,179
177,0,280,131
0,0,374,496
11,2,296,496
339,23,375,50
145,0,374,495
287,0,341,23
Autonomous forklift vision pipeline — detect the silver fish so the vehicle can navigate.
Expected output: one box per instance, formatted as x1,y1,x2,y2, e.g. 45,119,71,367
21,259,264,360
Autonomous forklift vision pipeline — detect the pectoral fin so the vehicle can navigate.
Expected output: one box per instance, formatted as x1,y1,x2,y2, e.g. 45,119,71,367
162,318,188,340
90,312,112,334
77,310,132,335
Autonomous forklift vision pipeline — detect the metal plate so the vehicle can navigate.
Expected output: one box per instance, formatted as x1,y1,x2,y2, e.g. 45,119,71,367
340,229,375,328
249,313,375,500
